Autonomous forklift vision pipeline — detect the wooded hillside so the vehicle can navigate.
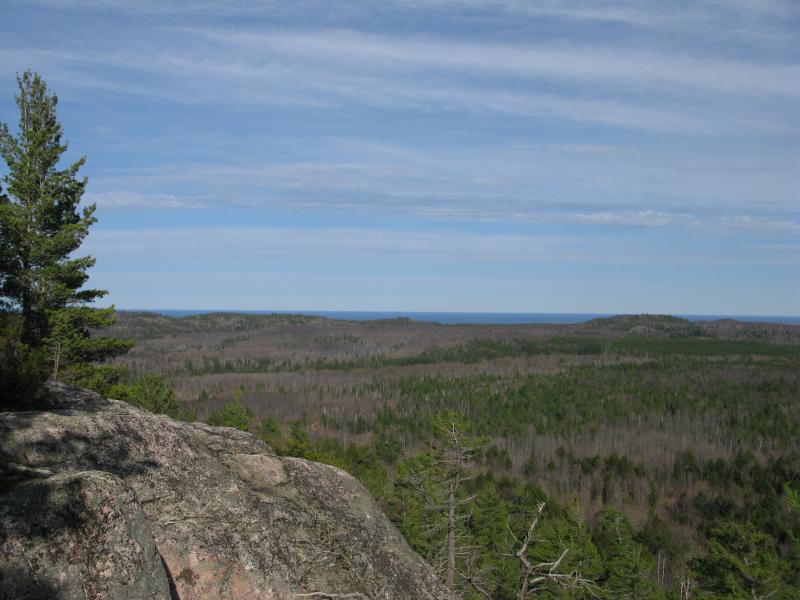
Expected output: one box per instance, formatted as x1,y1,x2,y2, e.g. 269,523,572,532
105,312,800,598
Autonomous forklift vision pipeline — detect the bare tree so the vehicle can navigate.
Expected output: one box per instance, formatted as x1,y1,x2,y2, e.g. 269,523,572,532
508,501,600,599
456,548,494,600
405,411,485,592
435,411,483,589
676,567,693,600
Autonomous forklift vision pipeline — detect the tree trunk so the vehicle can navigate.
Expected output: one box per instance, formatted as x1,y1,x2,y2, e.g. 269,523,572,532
517,579,529,600
52,341,60,381
446,477,456,590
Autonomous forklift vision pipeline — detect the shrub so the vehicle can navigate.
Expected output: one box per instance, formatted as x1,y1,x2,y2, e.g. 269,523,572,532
207,400,255,431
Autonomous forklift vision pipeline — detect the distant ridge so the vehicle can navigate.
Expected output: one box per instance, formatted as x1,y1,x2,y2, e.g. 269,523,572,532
118,309,800,326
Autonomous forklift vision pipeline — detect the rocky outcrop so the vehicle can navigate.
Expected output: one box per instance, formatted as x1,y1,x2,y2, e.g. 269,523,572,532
0,470,171,600
0,384,453,599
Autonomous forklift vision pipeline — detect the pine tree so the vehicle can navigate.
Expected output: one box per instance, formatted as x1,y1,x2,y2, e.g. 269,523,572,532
593,508,663,599
690,522,787,600
0,70,131,403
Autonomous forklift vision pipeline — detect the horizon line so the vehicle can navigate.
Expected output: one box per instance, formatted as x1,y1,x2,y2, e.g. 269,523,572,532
113,308,800,321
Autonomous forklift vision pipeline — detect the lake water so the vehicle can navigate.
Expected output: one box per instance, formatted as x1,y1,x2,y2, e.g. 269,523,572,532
121,309,800,325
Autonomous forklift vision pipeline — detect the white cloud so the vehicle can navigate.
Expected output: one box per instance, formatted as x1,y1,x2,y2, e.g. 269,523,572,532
83,223,799,270
82,132,798,228
722,215,800,233
218,29,800,98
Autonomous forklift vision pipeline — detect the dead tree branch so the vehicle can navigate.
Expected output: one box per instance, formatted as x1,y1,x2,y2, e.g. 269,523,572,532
511,502,600,599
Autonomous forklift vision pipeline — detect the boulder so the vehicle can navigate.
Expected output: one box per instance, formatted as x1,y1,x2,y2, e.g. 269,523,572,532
0,383,453,599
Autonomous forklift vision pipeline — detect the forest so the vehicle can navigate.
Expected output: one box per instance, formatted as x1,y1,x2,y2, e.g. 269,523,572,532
98,311,800,599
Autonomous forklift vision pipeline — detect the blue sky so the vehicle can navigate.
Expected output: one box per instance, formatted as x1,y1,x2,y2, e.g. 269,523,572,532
1,0,798,314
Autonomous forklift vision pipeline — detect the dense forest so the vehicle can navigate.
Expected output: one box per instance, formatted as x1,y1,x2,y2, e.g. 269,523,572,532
98,311,800,599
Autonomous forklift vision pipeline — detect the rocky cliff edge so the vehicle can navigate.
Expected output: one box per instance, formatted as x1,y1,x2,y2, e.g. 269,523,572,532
0,383,453,600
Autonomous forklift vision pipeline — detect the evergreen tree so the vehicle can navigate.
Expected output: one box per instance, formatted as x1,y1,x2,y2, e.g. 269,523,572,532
207,399,256,431
113,372,191,421
0,70,130,403
593,508,663,599
690,522,788,600
0,313,49,407
468,481,530,599
44,305,132,392
0,70,99,343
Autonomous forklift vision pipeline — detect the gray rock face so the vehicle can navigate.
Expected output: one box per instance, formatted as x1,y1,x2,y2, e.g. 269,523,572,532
0,384,453,599
0,470,171,600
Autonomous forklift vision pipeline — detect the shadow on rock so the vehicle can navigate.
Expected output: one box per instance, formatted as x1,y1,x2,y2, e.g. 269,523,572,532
0,567,62,600
1,471,173,600
1,383,160,495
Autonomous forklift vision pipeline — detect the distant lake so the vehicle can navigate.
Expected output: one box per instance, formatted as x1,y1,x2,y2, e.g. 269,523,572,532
121,309,800,325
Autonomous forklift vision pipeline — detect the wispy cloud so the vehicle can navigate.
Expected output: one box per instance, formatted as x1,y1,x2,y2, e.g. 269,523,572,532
84,134,798,233
214,29,800,98
18,0,800,33
83,224,799,269
3,20,797,135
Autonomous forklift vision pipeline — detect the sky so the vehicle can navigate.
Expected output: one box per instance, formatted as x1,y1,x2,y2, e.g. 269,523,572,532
1,0,798,315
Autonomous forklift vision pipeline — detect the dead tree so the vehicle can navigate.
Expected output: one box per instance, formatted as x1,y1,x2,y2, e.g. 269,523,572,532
456,548,495,600
406,411,485,592
508,502,600,599
435,411,486,590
